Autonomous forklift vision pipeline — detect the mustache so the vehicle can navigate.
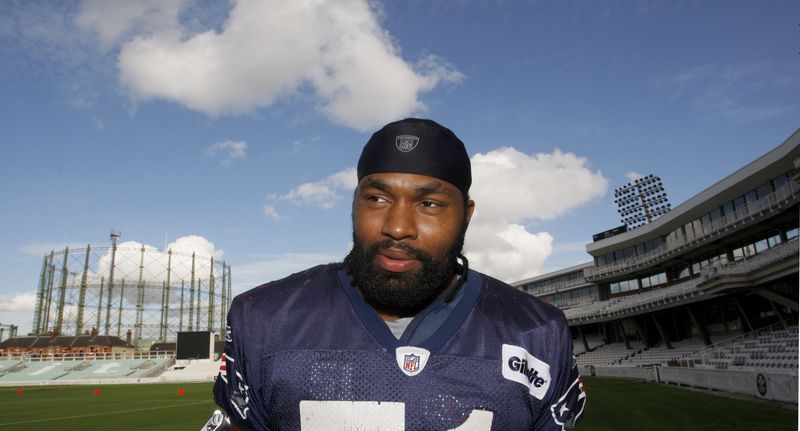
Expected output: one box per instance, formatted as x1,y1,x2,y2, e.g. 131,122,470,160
370,239,431,261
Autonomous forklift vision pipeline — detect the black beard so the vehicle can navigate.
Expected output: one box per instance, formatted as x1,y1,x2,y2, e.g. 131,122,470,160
346,227,466,317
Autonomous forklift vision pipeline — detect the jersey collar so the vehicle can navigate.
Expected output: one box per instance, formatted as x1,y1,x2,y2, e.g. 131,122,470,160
336,267,484,354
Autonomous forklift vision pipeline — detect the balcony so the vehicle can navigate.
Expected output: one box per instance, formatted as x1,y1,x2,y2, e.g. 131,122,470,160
522,276,590,297
585,181,799,282
698,237,799,290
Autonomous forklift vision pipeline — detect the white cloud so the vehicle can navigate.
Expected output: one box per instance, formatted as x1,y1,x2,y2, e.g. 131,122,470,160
625,171,643,182
94,236,223,285
469,148,607,222
77,0,461,130
0,293,36,312
207,140,248,166
274,167,357,209
262,204,281,220
465,148,607,282
76,0,186,50
0,293,36,337
465,222,554,284
0,307,35,336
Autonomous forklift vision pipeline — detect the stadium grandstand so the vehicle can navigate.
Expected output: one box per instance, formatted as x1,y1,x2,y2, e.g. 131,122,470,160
0,329,221,386
513,128,800,403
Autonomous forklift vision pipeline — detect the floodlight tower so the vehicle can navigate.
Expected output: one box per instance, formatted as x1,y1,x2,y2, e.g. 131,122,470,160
105,230,121,335
614,175,671,229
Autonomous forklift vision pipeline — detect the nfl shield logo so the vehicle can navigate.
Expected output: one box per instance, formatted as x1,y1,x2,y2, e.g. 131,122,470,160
395,135,419,152
404,354,420,373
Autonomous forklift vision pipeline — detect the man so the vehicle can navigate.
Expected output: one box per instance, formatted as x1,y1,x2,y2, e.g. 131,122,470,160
212,118,586,430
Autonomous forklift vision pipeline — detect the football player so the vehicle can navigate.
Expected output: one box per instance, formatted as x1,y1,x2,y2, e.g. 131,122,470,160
211,118,586,430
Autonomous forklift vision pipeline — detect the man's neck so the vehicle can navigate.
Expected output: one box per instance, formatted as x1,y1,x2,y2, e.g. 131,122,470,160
377,273,463,321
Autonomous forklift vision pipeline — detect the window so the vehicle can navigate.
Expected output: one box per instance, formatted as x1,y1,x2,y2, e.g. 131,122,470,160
755,183,770,199
610,282,620,294
787,227,799,240
700,213,712,230
692,219,703,237
708,208,721,223
754,239,769,253
733,196,747,210
708,253,728,266
744,190,758,204
645,238,662,253
666,229,681,248
678,265,691,279
684,223,695,240
772,174,788,191
721,202,734,222
767,234,782,248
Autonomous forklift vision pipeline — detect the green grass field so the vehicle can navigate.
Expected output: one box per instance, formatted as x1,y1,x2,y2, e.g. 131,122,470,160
0,377,795,430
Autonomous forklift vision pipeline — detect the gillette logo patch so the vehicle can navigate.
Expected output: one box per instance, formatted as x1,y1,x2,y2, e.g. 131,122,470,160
502,344,551,400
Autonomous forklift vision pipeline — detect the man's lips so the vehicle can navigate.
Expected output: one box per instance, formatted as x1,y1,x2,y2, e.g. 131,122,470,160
376,248,419,272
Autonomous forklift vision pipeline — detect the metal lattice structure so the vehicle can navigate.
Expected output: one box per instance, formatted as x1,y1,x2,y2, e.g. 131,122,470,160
614,174,671,229
32,245,231,346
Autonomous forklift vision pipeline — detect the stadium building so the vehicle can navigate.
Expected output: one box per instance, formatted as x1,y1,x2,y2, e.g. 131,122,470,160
514,129,800,402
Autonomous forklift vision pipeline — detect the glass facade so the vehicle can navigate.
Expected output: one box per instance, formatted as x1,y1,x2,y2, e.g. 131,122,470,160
606,226,796,298
539,285,599,308
594,173,795,269
520,270,586,296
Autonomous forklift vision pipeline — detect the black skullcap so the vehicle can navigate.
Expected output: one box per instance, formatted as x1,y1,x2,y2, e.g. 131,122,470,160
357,118,471,195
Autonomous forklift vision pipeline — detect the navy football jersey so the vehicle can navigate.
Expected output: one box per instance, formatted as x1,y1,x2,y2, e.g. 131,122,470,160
214,264,585,430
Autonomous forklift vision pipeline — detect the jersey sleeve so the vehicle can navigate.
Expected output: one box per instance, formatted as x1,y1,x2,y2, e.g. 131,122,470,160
213,295,270,430
532,315,587,431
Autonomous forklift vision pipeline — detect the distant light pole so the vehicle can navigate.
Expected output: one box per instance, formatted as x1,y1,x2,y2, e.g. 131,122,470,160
614,174,671,229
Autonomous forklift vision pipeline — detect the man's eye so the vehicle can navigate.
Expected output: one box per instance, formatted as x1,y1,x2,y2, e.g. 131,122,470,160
366,195,388,203
420,200,441,208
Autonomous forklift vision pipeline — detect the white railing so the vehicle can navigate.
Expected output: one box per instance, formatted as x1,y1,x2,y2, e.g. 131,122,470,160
586,180,799,280
700,238,799,282
3,351,176,362
565,277,703,323
522,277,589,297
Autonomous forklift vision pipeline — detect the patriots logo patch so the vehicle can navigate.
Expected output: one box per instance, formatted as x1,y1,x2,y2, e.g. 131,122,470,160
395,135,419,152
550,374,586,430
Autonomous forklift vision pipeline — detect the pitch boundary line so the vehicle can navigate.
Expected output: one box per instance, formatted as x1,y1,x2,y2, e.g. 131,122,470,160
0,400,210,426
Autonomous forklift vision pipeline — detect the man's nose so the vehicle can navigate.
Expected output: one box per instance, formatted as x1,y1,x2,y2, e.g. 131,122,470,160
381,202,417,241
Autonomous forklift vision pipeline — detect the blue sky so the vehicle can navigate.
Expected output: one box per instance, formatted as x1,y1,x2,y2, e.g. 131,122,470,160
1,0,798,333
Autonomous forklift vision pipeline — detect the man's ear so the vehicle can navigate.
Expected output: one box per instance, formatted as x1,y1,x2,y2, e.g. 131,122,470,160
465,199,475,226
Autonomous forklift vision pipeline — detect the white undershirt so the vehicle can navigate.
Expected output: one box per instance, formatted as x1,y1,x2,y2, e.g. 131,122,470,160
384,317,414,339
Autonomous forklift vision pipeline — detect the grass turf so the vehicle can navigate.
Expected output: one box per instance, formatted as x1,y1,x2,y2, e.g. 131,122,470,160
579,376,797,431
0,383,217,430
0,377,795,430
